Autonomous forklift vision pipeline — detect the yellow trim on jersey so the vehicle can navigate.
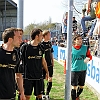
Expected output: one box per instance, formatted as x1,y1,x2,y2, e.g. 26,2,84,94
28,56,42,59
0,64,16,69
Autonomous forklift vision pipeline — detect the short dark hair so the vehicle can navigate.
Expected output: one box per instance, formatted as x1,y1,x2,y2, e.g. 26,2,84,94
72,34,82,43
31,29,42,40
2,27,18,43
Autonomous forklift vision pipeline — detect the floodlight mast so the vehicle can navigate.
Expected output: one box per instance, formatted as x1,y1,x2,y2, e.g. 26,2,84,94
65,0,73,100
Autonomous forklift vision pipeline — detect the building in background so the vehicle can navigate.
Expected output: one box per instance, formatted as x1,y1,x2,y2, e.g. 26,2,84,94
0,0,17,40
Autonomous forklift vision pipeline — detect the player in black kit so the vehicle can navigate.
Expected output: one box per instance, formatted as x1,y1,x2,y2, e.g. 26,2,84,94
42,30,54,99
20,29,49,100
0,27,25,100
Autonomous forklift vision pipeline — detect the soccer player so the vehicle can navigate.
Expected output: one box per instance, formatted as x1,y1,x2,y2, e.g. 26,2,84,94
0,27,25,100
42,30,54,99
14,28,24,100
71,34,92,100
20,28,49,100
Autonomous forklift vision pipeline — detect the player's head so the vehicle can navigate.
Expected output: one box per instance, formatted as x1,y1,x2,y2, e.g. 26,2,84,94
31,28,43,42
42,30,51,41
72,34,82,46
2,27,22,47
17,28,23,35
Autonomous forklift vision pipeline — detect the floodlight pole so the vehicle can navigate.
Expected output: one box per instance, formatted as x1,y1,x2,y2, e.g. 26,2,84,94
17,0,24,29
65,0,73,100
4,0,6,29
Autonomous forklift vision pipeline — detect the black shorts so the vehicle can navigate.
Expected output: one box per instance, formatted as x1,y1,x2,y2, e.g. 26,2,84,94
0,97,15,100
24,79,43,96
71,70,86,86
0,85,16,99
43,66,53,79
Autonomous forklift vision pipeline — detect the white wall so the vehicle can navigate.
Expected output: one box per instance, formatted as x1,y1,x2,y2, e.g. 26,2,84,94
86,56,100,94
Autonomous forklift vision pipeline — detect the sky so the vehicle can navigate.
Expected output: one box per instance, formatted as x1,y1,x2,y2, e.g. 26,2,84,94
13,0,88,28
13,0,68,28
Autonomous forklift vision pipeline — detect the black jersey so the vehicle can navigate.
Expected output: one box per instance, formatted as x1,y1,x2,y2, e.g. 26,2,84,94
21,43,44,80
14,42,25,73
0,47,19,99
41,41,54,67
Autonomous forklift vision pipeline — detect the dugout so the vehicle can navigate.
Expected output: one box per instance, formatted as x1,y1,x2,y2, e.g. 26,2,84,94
0,0,17,40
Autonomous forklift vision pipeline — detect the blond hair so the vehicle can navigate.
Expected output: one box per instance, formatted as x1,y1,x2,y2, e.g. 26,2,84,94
42,30,50,37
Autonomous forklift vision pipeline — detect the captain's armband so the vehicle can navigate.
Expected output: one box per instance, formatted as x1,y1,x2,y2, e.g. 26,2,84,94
43,54,45,58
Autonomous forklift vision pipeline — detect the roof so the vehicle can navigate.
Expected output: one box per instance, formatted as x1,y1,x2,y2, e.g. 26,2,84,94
0,0,17,10
0,0,17,35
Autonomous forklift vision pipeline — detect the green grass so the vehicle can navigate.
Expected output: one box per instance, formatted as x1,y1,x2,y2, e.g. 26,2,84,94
49,60,98,100
16,60,98,100
80,86,98,100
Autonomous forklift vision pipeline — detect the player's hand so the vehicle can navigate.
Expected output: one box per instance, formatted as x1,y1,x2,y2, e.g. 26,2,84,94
52,62,54,67
20,92,26,100
45,72,49,80
84,57,90,63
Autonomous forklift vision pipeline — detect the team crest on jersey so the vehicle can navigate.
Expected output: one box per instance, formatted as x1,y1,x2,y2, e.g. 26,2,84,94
12,53,16,61
39,50,42,55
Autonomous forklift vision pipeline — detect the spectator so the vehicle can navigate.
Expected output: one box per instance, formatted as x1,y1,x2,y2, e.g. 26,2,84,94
81,0,96,36
93,1,100,56
52,37,58,45
93,39,98,56
93,1,100,36
62,12,68,40
88,19,97,37
72,17,77,34
58,36,65,44
24,39,28,43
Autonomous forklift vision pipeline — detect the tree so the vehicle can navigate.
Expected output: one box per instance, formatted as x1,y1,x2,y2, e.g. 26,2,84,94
24,22,56,35
24,23,35,35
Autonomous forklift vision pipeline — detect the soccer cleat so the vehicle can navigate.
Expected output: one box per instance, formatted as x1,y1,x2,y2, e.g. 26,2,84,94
45,95,50,100
76,97,80,100
42,95,46,100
